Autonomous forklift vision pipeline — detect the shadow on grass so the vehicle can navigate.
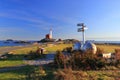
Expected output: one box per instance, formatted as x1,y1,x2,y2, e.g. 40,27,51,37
0,65,55,80
0,65,36,80
0,54,26,61
0,53,47,60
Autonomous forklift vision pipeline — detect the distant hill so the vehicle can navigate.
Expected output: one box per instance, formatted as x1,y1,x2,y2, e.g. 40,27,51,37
38,38,56,43
62,39,80,44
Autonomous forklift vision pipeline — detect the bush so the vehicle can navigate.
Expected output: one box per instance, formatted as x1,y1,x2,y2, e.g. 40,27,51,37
54,48,119,70
96,47,104,57
54,51,66,68
54,68,75,80
115,49,120,60
63,47,73,53
71,50,106,70
25,47,45,60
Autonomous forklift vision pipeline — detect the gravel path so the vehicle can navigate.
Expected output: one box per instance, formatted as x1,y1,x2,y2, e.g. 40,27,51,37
24,53,55,66
23,52,70,66
0,53,55,72
0,52,70,72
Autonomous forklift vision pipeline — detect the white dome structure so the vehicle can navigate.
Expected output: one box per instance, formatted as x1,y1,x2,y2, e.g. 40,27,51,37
82,41,97,54
73,42,82,50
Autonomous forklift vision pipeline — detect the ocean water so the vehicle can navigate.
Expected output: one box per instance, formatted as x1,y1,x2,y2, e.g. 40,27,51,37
94,41,120,44
0,40,120,47
0,41,35,47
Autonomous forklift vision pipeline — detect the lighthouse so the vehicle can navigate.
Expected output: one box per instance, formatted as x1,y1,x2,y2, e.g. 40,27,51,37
49,29,52,39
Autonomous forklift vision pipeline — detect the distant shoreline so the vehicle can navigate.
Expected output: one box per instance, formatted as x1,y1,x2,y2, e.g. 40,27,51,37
0,40,120,47
93,41,120,45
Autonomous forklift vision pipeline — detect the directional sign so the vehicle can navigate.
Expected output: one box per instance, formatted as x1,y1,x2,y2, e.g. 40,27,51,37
78,28,84,32
84,27,88,30
77,23,84,26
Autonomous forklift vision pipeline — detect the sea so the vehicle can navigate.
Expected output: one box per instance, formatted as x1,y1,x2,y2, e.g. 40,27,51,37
0,40,36,47
93,41,120,45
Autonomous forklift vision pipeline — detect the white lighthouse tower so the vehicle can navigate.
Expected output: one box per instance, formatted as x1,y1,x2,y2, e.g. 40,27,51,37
49,29,52,39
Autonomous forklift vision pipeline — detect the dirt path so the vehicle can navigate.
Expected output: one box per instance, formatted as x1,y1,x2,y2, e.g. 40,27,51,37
24,53,55,65
0,53,55,72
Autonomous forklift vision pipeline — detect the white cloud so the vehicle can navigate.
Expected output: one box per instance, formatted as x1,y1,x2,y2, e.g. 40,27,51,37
0,10,52,26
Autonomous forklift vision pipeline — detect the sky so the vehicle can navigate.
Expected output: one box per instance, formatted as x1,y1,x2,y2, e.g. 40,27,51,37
0,0,120,41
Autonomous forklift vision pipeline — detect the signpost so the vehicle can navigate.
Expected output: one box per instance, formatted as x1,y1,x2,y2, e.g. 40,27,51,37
77,23,88,45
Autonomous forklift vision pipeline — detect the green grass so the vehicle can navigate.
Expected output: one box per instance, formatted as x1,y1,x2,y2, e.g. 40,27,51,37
4,44,72,54
0,54,25,68
86,70,120,80
11,46,38,54
0,44,120,80
1,67,119,80
96,44,120,53
0,61,24,68
0,44,119,54
0,65,55,80
13,44,72,54
0,65,35,80
0,44,72,68
54,68,120,80
44,44,72,53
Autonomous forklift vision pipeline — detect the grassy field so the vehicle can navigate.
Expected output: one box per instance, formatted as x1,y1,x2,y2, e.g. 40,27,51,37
54,69,120,80
0,43,120,68
0,66,35,80
9,43,72,54
3,44,120,54
0,43,119,54
0,61,24,68
0,66,120,80
44,43,72,53
96,44,120,53
0,43,72,68
0,43,120,80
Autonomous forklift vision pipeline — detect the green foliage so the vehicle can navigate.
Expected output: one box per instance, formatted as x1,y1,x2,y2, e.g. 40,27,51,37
96,47,104,57
70,50,106,70
115,49,120,60
54,50,107,70
0,65,35,80
54,68,75,80
54,68,119,80
54,51,66,68
62,47,73,53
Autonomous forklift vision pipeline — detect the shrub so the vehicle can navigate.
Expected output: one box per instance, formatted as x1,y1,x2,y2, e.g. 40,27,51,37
54,51,66,68
73,71,88,80
70,51,83,69
65,47,73,53
115,49,120,60
70,50,106,70
96,47,104,57
25,47,45,60
54,67,75,80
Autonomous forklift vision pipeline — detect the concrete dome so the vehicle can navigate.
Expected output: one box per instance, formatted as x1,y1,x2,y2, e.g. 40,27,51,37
82,41,97,54
73,42,82,50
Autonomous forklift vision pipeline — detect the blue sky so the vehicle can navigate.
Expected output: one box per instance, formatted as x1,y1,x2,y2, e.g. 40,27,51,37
0,0,120,41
